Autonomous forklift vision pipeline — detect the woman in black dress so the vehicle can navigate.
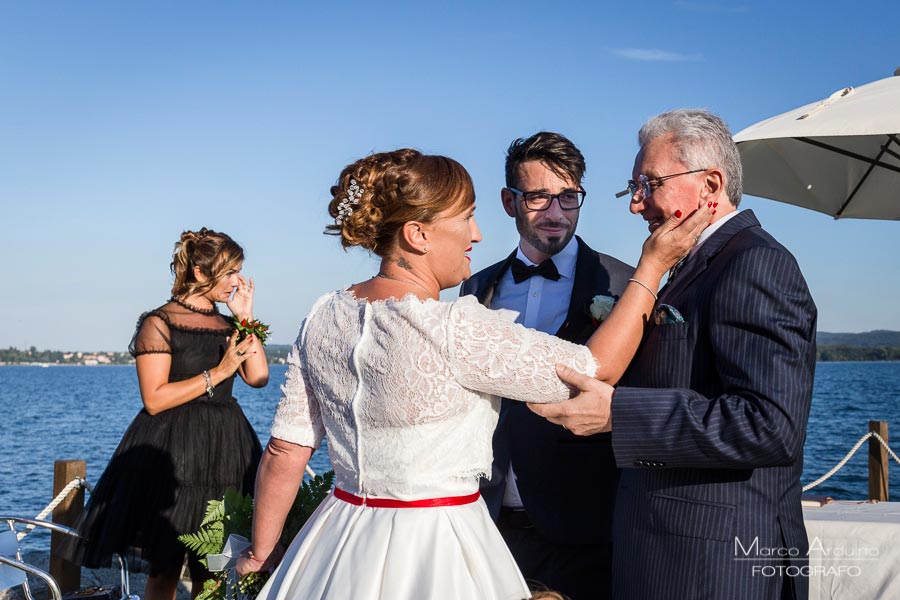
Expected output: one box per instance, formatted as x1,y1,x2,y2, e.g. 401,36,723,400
66,228,267,600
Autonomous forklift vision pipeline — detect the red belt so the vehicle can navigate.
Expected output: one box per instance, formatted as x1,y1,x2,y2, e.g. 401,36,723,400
334,487,480,508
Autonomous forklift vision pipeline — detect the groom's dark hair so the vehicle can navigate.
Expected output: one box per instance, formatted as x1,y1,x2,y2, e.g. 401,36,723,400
505,132,585,188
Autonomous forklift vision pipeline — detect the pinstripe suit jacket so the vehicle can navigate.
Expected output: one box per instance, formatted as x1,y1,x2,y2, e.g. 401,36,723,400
611,210,816,599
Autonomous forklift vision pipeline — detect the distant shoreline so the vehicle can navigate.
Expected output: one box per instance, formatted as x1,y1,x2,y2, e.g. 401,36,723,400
3,358,899,367
0,345,291,366
0,360,289,366
3,343,899,366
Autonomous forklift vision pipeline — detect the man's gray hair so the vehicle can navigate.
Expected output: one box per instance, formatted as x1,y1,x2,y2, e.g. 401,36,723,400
638,109,743,207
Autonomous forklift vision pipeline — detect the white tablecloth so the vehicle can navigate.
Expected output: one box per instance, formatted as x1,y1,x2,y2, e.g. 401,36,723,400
803,501,900,599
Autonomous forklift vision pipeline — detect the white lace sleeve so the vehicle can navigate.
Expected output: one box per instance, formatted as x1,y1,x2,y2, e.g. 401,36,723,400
445,296,598,404
270,322,325,449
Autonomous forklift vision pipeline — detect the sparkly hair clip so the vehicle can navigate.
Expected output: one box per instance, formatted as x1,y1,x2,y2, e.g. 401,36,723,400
335,179,363,225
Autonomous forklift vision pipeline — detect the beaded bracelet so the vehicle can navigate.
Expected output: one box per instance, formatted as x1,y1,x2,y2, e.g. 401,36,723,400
202,370,214,397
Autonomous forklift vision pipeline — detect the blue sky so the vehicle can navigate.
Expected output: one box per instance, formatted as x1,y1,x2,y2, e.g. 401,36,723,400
2,1,898,350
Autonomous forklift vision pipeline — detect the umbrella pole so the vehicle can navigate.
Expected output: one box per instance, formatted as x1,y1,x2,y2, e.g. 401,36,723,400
835,136,893,218
795,136,900,175
792,134,900,218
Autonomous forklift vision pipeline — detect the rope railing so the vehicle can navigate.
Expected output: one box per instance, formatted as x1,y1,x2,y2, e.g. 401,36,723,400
17,466,321,542
24,439,891,540
803,432,900,493
17,477,93,541
13,432,897,540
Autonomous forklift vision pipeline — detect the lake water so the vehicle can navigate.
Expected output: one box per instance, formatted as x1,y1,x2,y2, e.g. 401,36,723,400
3,362,900,553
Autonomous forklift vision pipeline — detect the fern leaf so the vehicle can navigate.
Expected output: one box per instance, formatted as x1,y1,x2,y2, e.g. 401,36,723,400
201,498,226,527
178,523,224,556
182,474,335,599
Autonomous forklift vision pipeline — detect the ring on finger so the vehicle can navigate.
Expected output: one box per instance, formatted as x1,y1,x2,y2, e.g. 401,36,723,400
236,350,246,357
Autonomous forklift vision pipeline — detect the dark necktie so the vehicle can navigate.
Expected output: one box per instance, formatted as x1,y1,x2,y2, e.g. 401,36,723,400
667,256,687,282
510,258,561,284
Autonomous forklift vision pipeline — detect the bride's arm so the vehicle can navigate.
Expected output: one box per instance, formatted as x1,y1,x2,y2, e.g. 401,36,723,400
237,438,313,575
238,325,324,574
586,206,711,384
448,206,710,404
583,263,665,385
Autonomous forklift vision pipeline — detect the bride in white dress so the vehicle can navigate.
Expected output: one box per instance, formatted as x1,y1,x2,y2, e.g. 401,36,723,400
237,149,710,599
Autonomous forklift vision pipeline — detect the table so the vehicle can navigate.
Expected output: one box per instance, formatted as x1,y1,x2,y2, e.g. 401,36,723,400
803,501,900,599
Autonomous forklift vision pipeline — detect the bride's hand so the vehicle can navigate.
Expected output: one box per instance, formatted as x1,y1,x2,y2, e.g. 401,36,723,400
235,545,283,576
235,553,260,577
227,275,254,321
236,551,266,576
639,203,714,276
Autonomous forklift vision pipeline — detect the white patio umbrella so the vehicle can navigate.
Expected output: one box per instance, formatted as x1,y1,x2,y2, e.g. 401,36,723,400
733,72,900,220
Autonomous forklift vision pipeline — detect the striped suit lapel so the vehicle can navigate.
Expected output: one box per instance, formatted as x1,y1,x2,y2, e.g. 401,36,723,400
658,210,761,304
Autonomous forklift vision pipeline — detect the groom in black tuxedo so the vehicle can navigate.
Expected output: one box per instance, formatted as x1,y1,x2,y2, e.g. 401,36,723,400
461,132,632,600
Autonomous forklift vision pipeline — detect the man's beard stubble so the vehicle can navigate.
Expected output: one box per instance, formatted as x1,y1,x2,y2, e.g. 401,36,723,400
515,211,578,257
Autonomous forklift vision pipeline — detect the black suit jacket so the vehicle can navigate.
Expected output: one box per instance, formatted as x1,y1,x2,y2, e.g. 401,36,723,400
611,210,816,599
461,236,633,545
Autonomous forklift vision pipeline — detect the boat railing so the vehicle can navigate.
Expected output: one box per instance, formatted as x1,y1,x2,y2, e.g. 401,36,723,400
0,462,137,600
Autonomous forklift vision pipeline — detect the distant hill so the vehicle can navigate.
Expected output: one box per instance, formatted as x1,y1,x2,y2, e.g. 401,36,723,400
816,330,900,348
816,330,900,361
5,334,900,366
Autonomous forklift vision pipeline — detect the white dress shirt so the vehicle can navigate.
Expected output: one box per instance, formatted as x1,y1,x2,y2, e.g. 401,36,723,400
689,209,740,258
490,236,579,508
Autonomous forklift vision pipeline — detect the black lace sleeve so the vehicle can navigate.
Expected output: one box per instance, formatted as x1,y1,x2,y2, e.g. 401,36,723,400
129,309,173,357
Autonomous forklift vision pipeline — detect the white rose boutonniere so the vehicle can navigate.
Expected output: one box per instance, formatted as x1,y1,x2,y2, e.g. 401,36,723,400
589,294,616,325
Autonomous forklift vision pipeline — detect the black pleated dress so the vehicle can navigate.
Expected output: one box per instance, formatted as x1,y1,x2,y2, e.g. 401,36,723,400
63,299,263,576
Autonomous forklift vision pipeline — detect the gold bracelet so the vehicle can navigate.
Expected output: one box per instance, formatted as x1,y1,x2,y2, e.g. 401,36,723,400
628,278,658,301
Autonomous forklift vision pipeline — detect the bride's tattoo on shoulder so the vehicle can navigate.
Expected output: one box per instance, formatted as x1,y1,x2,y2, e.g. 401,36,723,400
397,257,413,270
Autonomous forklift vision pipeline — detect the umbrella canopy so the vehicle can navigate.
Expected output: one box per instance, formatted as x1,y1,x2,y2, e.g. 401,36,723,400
733,74,900,220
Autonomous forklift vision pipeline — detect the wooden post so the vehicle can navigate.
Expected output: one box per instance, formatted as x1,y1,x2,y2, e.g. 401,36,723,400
50,460,85,593
868,421,889,502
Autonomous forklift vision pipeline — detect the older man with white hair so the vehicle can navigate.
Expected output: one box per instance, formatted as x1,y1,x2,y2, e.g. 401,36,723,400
531,109,817,599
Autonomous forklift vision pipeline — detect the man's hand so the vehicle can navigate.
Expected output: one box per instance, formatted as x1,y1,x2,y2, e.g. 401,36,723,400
528,364,614,435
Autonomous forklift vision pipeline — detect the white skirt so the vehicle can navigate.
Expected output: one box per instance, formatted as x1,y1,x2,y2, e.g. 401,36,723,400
256,492,531,600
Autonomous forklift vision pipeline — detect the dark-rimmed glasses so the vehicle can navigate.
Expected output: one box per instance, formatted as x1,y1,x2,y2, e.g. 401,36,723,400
615,169,708,199
507,186,586,211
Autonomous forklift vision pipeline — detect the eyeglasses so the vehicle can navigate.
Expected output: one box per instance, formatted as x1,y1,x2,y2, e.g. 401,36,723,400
507,186,586,211
615,168,708,199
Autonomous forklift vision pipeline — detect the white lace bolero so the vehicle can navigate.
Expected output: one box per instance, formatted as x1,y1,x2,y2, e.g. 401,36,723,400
271,291,598,499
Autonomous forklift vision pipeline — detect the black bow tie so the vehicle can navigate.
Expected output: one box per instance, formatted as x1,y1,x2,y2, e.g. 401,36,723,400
510,258,561,284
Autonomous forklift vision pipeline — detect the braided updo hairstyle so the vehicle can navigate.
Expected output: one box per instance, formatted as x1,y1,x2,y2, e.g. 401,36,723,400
325,149,475,256
170,228,244,298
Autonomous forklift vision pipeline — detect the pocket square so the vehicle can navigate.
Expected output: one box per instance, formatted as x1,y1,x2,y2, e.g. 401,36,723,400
655,303,684,325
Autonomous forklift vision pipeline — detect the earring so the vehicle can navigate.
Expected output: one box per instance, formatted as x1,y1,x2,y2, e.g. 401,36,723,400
423,246,429,253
